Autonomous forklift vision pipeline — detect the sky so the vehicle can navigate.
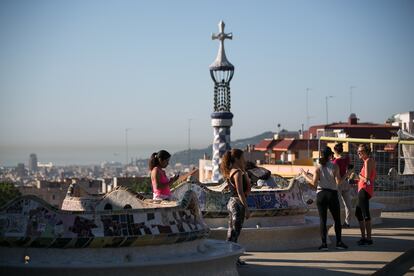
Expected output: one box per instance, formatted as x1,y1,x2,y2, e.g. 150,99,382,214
0,0,413,165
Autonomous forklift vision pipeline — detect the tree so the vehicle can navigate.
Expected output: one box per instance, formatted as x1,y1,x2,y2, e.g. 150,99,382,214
128,178,152,194
0,183,21,207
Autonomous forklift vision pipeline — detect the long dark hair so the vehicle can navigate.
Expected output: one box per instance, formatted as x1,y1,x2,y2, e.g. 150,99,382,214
149,150,171,171
319,146,333,166
220,148,244,178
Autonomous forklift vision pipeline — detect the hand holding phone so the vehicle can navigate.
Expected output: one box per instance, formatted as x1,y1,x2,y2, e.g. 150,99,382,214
173,172,180,180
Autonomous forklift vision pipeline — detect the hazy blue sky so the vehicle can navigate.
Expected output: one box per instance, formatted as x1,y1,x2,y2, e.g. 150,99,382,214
0,0,413,164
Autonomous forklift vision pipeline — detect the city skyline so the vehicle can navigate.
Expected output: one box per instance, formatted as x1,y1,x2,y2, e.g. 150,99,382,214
1,0,413,165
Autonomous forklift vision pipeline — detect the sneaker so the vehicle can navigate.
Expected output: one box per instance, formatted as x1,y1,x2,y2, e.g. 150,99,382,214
336,241,348,250
357,238,367,246
236,258,247,266
365,239,373,245
342,222,350,228
318,243,328,251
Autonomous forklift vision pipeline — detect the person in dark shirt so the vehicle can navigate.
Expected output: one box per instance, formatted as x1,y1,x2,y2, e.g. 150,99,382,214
333,143,353,228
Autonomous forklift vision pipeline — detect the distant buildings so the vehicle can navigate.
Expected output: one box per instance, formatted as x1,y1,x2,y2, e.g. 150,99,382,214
255,138,319,165
305,113,400,140
391,111,414,134
18,179,71,208
16,163,26,178
28,153,38,174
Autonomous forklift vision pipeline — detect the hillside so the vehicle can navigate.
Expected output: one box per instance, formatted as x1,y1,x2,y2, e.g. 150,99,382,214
169,131,274,166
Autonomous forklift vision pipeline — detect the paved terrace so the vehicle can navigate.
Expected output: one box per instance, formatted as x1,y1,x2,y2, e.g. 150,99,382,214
238,212,414,275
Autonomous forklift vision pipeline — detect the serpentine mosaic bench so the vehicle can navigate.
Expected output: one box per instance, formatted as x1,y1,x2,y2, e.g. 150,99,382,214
0,190,208,248
172,177,308,218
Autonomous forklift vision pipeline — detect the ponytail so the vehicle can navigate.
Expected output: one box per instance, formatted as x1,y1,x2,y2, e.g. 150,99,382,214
149,150,171,171
149,152,159,171
319,157,327,166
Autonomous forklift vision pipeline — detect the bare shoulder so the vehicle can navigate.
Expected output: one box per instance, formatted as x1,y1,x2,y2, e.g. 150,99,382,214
230,168,242,176
151,167,159,176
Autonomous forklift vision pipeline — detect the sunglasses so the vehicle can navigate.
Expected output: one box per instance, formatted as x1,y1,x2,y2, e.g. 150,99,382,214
357,150,365,154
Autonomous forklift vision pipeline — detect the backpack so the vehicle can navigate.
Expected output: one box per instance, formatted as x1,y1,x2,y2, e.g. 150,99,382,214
247,167,271,184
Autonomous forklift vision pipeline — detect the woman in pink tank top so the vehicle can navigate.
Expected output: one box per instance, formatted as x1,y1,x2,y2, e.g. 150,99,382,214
149,150,179,200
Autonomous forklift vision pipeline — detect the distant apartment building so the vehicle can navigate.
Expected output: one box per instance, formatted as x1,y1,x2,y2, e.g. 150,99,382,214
255,138,319,165
18,178,106,208
391,111,414,134
305,113,400,139
274,129,301,139
28,153,38,173
19,179,71,208
16,163,26,178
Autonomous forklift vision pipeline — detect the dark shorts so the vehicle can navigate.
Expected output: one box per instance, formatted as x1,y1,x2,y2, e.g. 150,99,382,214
355,189,371,221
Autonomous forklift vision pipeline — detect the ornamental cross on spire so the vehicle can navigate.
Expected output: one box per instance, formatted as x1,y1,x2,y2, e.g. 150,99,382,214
209,20,234,71
212,21,233,43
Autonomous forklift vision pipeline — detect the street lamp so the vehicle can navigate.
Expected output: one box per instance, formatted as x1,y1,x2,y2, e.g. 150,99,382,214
349,86,356,114
125,128,132,165
306,88,311,158
306,88,311,130
325,96,334,124
187,119,192,167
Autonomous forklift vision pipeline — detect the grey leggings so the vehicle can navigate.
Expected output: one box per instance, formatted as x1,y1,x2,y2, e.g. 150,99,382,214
227,197,246,243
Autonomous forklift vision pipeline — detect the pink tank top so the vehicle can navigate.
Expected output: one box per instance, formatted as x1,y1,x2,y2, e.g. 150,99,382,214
358,158,376,197
151,167,172,198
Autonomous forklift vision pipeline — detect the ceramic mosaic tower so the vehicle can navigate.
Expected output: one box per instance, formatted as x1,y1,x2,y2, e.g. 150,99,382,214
209,21,235,182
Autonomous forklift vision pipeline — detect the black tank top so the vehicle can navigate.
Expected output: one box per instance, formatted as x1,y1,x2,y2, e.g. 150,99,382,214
228,169,249,197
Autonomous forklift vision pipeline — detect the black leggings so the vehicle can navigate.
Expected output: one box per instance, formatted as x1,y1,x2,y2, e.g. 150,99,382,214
355,189,371,221
316,189,342,243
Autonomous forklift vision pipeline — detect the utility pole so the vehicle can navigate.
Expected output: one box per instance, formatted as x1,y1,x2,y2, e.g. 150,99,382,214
325,96,334,124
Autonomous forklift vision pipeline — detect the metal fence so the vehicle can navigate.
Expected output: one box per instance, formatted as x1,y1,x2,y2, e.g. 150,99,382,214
319,137,414,211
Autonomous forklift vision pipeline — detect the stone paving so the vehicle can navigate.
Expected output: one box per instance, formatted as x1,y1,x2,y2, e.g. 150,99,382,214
238,212,414,275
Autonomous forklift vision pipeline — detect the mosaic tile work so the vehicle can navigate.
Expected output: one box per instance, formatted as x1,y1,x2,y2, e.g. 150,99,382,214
0,190,209,248
172,178,308,218
62,187,157,212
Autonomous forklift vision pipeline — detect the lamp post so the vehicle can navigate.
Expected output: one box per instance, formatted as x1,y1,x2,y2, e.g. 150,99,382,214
350,86,356,114
306,88,311,158
325,96,334,124
187,118,192,168
306,88,311,130
209,21,235,182
125,128,132,165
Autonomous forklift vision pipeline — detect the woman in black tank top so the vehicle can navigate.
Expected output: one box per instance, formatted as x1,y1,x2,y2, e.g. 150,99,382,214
220,149,251,266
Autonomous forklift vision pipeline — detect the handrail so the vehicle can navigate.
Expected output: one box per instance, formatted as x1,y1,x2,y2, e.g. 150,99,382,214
319,136,414,145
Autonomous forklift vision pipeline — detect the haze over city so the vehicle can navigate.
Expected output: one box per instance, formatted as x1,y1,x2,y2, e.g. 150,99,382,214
0,0,413,165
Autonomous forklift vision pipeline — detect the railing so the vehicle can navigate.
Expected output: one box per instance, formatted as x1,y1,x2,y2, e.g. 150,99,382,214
318,136,414,211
